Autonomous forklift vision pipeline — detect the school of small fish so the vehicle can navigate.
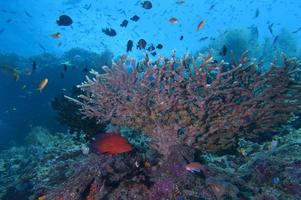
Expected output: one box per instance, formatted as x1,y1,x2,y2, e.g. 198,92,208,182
0,0,300,95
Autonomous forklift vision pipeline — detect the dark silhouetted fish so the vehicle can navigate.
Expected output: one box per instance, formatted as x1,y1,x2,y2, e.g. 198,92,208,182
127,40,133,52
24,11,32,18
292,27,301,34
156,44,163,49
147,44,155,51
130,15,140,22
180,35,184,40
254,8,259,18
272,35,279,45
219,45,227,56
199,36,208,42
38,43,46,52
137,39,147,49
268,23,274,36
102,28,117,36
6,19,12,23
142,1,152,9
176,0,185,5
120,19,128,27
32,61,37,72
151,51,157,56
63,64,68,72
82,67,89,74
83,3,92,10
57,15,73,26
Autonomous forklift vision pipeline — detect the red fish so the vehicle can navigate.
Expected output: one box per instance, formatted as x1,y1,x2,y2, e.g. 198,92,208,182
93,132,133,155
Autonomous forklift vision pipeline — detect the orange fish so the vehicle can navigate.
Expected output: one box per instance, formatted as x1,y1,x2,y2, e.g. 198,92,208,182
169,17,178,24
185,162,206,173
51,32,61,39
196,20,205,31
37,78,48,92
94,133,133,155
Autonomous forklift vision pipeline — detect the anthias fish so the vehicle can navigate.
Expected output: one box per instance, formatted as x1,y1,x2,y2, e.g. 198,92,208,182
51,32,61,39
37,78,48,92
169,17,178,24
196,20,205,31
185,162,206,173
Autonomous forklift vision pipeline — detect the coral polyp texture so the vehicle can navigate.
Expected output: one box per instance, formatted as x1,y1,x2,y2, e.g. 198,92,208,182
68,52,301,156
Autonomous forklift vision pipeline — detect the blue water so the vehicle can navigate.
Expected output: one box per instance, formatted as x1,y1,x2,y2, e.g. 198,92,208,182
0,1,301,199
0,0,300,57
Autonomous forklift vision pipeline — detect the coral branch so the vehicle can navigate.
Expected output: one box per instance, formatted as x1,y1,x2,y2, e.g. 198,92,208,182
67,53,301,156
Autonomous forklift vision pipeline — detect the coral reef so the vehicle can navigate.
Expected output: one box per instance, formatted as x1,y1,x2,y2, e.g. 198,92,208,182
1,126,301,199
51,87,107,138
0,126,89,199
68,52,301,157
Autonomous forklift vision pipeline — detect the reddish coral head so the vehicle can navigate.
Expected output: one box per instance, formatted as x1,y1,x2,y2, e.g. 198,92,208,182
93,132,133,155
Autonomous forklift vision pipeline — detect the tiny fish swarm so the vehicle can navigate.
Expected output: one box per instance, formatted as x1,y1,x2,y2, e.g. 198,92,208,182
70,52,301,157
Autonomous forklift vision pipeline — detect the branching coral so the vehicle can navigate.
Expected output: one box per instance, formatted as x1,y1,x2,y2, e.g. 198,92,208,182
51,87,106,138
67,52,301,157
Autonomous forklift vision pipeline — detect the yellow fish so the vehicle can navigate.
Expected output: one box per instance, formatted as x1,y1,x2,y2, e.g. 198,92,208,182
37,78,48,92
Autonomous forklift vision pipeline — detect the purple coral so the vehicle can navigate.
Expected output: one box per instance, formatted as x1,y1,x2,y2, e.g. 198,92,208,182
151,177,174,199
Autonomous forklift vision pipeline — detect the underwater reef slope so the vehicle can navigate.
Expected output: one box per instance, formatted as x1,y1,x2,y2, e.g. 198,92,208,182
68,51,301,157
1,126,301,199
